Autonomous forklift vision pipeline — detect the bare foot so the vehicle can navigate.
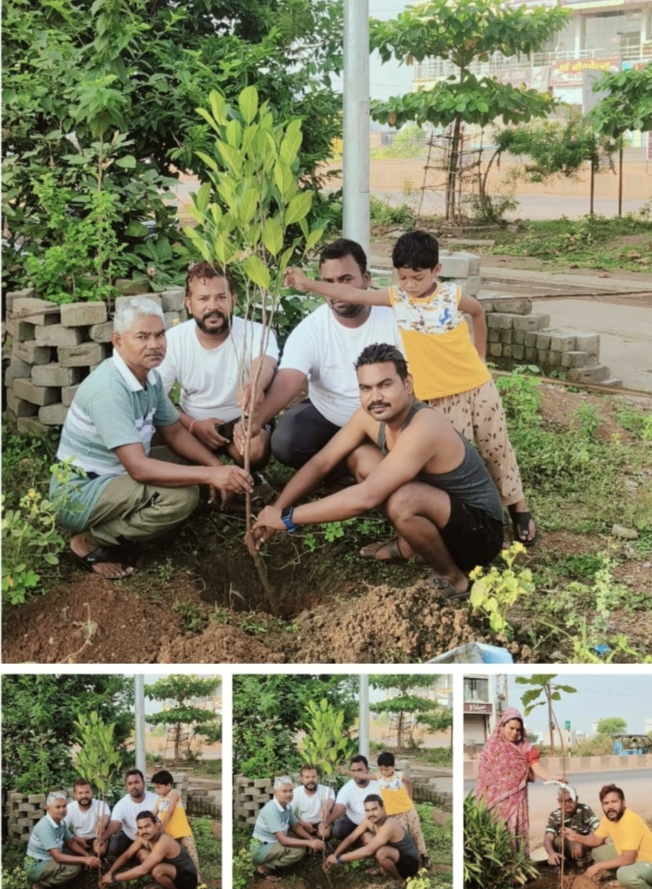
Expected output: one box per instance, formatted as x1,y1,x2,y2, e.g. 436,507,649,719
70,534,135,579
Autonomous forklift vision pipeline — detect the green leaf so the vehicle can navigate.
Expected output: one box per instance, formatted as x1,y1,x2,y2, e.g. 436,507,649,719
280,119,303,165
242,254,270,291
195,182,212,213
285,192,313,226
273,159,296,203
209,90,228,126
125,221,150,238
115,155,137,169
238,85,259,124
226,119,242,149
262,217,283,257
303,228,324,253
194,150,219,173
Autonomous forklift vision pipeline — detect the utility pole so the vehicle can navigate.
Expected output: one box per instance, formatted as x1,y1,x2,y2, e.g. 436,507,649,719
134,675,146,777
359,674,369,762
343,0,370,255
546,681,555,756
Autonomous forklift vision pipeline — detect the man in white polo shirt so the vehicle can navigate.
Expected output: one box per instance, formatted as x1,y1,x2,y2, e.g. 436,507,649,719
323,755,380,840
158,261,279,470
63,778,111,857
100,770,157,859
236,239,401,473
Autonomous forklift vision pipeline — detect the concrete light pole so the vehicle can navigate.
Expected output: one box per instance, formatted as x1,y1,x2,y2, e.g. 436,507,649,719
359,674,370,762
343,0,370,256
134,675,146,777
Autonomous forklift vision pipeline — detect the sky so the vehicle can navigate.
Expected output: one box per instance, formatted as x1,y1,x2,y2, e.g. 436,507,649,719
507,675,652,736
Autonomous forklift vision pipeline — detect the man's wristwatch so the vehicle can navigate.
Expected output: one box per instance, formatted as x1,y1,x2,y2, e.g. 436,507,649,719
336,855,343,866
281,506,297,533
111,874,118,884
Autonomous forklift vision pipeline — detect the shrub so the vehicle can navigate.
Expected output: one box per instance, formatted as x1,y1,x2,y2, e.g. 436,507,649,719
464,793,538,889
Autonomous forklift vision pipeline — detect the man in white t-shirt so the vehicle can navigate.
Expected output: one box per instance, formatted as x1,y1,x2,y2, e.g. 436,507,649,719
101,769,158,859
322,755,381,841
64,778,112,856
291,764,336,840
235,239,400,471
158,261,279,470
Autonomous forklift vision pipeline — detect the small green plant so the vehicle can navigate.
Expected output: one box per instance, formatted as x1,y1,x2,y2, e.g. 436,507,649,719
369,195,416,228
173,601,210,633
1,867,31,889
469,543,535,636
301,698,356,788
464,793,539,889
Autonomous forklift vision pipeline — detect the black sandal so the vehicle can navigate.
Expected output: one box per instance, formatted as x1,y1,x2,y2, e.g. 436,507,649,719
508,508,538,547
426,573,471,601
72,544,137,579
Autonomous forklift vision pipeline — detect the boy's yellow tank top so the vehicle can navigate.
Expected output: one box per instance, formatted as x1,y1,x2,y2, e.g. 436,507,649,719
377,771,414,816
388,282,490,400
158,791,192,839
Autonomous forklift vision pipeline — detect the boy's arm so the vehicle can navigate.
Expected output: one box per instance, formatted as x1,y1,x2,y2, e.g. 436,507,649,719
159,790,179,831
285,267,391,307
402,775,414,799
459,292,487,362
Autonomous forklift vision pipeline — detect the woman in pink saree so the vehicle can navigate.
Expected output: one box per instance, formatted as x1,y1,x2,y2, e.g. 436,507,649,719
476,707,558,854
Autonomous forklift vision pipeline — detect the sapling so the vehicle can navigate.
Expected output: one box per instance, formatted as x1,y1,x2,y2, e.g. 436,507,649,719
184,85,325,614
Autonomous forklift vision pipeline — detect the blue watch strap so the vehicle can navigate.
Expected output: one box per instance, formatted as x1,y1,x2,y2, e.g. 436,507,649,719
281,506,297,533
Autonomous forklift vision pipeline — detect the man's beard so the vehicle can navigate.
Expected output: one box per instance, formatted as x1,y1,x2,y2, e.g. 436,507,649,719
194,311,229,335
304,782,317,791
77,798,92,809
329,301,365,319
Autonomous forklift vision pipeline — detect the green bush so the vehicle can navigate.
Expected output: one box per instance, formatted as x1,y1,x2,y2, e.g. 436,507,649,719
464,793,538,889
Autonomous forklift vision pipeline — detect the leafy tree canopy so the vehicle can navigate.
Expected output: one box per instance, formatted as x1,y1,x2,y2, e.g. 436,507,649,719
370,674,448,748
1,675,134,793
596,717,628,736
146,675,221,761
590,66,652,137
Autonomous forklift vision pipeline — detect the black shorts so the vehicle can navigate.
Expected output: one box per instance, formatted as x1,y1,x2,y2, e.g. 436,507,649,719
440,496,504,573
396,854,421,879
215,417,274,444
172,868,198,889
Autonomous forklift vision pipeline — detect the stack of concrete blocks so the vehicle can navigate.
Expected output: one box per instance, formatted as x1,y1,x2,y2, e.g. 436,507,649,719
439,249,482,297
479,294,620,385
234,776,273,826
6,792,47,845
169,770,190,809
3,287,188,433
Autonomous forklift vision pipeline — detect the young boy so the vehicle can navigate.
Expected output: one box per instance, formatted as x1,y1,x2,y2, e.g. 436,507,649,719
339,752,431,869
284,230,536,549
151,770,204,886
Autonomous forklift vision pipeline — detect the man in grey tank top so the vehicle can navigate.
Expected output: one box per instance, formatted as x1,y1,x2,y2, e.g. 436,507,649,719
249,343,504,600
101,811,197,889
325,794,420,887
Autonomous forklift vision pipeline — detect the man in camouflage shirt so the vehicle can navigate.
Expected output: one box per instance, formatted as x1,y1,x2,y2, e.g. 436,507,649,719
544,787,600,865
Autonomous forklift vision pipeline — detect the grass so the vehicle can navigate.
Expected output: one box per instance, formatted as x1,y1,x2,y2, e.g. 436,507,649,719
488,213,652,272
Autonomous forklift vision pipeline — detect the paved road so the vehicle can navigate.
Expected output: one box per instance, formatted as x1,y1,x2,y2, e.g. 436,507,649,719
465,768,652,850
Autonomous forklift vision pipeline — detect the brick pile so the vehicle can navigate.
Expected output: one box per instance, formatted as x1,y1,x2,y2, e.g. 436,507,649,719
3,288,187,433
234,777,273,826
6,792,47,845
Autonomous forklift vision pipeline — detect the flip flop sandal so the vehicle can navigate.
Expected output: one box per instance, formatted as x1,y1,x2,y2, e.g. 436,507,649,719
255,869,281,883
360,537,409,563
508,508,538,547
365,866,385,876
72,545,137,580
427,572,471,601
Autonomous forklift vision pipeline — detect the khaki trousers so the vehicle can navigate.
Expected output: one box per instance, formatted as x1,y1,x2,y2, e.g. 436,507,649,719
85,475,199,547
36,860,81,887
261,843,306,870
180,835,201,880
394,808,427,857
592,845,652,889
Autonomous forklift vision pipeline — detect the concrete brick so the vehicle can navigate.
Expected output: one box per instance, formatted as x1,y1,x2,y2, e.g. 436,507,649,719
499,328,513,345
31,364,83,387
115,294,162,313
59,343,106,367
547,351,563,366
6,318,36,341
513,314,547,332
17,416,50,435
5,287,36,314
13,340,52,365
39,403,69,425
574,333,600,355
439,256,469,277
161,289,186,312
568,365,611,384
14,378,61,406
488,328,501,343
502,344,513,358
512,329,526,345
12,297,60,326
524,331,539,348
17,818,32,828
562,350,590,369
35,324,84,347
536,333,551,350
462,275,481,296
524,346,539,362
164,311,182,329
62,385,80,407
488,342,503,357
601,378,623,387
537,350,551,364
498,313,514,329
89,321,114,343
60,302,107,327
4,357,33,385
253,778,271,789
491,298,532,315
549,331,576,352
6,390,38,417
116,279,151,296
512,344,525,360
27,795,46,805
487,313,502,329
536,314,550,329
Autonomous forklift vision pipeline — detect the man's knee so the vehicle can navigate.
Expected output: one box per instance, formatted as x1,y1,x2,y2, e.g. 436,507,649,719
332,817,354,840
40,864,81,887
270,410,304,466
384,485,415,520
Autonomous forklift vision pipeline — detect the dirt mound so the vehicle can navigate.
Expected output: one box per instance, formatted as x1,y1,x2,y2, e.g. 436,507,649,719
530,875,598,889
158,622,285,663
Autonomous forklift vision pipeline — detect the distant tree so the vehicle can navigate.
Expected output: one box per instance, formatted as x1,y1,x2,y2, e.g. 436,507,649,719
369,0,569,220
596,717,627,736
370,674,446,749
1,675,133,793
145,675,221,762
